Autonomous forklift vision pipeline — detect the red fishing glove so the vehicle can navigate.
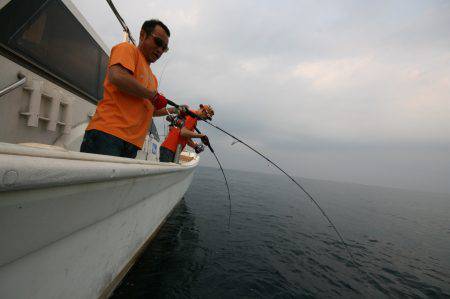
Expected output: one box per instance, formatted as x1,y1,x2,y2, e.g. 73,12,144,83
152,93,168,110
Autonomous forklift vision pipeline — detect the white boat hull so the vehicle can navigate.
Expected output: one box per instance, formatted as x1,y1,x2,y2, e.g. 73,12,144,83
0,1,199,296
0,143,198,298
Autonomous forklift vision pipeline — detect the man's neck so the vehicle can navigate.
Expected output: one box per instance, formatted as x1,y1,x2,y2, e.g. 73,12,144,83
137,44,151,65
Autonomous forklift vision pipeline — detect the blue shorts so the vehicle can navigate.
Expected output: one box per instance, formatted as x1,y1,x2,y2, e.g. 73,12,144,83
159,146,175,163
80,129,139,159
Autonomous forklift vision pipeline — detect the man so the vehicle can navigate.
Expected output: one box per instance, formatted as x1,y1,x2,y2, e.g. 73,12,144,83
81,19,183,158
159,104,214,163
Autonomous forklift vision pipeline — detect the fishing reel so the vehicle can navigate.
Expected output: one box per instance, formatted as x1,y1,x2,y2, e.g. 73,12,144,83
165,113,185,128
194,144,204,154
165,105,189,128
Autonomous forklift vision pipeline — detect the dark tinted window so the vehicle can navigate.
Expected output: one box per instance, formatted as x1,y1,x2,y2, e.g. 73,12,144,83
0,0,108,101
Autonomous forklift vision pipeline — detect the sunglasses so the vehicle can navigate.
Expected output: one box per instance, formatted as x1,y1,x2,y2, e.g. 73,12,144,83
151,34,169,53
202,109,213,119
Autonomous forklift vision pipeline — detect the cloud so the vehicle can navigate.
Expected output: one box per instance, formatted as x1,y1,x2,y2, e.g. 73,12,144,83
75,0,450,193
292,56,375,90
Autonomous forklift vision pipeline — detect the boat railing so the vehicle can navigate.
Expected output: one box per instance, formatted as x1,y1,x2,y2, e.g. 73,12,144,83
0,72,26,98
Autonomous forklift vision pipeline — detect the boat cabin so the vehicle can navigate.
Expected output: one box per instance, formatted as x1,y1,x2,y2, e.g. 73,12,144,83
0,0,159,159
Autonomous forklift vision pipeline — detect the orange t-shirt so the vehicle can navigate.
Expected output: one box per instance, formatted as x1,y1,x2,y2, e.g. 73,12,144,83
161,114,198,153
86,42,158,148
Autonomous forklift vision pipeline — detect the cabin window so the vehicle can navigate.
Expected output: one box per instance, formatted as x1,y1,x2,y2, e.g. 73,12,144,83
0,0,108,102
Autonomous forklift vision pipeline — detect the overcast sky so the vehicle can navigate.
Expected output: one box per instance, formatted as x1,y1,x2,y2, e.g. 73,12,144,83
75,0,450,193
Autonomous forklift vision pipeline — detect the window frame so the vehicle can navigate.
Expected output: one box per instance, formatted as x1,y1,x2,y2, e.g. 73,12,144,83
0,0,109,104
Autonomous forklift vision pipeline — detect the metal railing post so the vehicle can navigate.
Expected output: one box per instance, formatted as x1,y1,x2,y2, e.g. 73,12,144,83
0,73,27,98
173,144,182,164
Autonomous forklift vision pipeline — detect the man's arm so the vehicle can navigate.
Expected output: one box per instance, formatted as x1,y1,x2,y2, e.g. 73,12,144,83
187,139,197,149
180,127,204,138
153,107,177,117
108,64,157,100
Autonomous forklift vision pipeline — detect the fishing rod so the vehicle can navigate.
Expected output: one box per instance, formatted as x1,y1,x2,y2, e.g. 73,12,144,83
193,127,232,229
165,110,232,227
166,99,359,268
106,0,136,45
106,0,232,228
106,0,359,271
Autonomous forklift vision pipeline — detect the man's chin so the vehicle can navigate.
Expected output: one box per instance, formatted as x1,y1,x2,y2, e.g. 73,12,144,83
149,54,160,63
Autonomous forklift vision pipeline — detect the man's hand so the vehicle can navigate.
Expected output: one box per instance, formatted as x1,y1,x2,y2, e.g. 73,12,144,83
152,93,168,107
174,105,189,117
166,114,175,123
201,135,210,146
153,94,185,116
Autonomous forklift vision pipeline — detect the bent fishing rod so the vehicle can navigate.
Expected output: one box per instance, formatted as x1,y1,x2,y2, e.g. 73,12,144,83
107,0,359,270
193,127,232,229
106,0,232,227
167,100,359,268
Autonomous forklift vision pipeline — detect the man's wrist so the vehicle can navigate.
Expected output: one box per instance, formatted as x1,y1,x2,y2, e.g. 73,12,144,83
146,89,157,101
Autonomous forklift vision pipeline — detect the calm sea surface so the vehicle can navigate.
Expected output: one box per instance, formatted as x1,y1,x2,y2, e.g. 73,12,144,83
111,167,450,298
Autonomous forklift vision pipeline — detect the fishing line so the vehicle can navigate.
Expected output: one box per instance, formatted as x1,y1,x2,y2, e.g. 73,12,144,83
167,100,360,269
208,150,232,230
157,57,171,91
107,0,362,274
205,120,359,267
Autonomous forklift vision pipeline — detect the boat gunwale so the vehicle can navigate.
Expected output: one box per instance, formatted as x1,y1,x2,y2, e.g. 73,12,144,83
0,142,199,192
0,142,197,167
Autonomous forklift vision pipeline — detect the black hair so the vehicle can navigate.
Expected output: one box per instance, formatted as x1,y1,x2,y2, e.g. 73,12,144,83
141,19,170,37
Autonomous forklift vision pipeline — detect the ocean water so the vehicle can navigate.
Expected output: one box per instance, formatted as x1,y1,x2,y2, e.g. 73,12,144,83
111,167,450,298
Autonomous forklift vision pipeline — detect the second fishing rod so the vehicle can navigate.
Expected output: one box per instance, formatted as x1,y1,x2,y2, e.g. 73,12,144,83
194,127,232,229
166,104,232,228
